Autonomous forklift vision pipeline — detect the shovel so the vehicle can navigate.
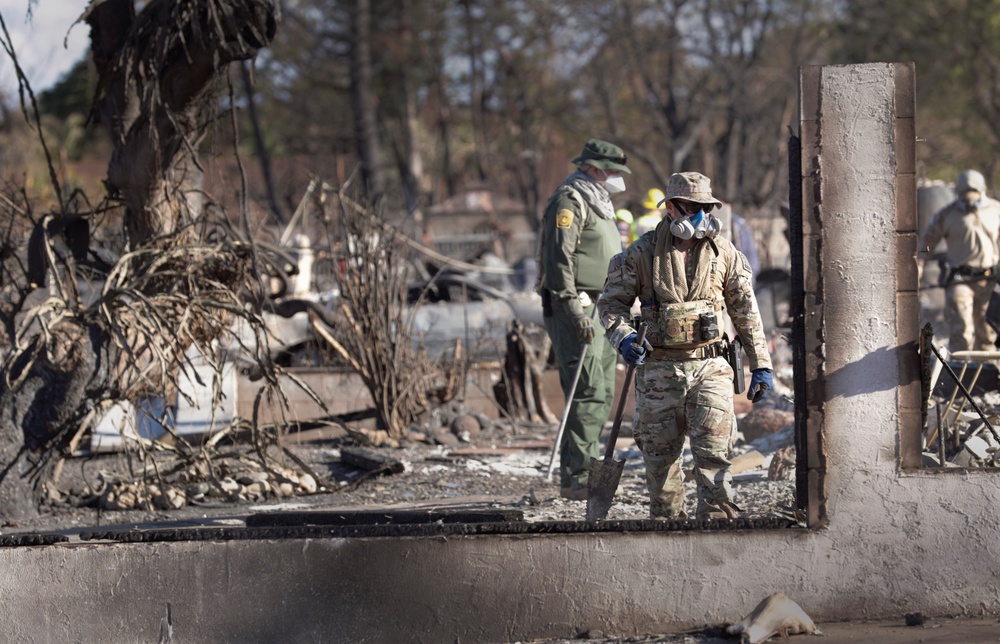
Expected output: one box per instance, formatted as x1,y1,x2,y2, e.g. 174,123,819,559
586,323,647,521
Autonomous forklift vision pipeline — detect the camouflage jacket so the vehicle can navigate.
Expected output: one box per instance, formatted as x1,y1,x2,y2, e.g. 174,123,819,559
599,230,773,371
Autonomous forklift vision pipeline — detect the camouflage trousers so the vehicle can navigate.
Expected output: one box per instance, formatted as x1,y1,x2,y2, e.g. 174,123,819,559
945,279,996,352
632,355,736,519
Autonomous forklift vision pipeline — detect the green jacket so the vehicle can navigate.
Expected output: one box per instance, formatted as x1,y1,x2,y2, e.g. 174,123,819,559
537,184,621,318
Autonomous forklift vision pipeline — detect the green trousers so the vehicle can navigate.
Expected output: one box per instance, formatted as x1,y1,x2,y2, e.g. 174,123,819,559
545,301,618,489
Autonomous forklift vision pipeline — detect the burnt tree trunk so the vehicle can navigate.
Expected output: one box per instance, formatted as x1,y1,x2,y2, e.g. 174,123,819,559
347,0,386,201
0,321,109,518
0,0,278,521
88,0,279,243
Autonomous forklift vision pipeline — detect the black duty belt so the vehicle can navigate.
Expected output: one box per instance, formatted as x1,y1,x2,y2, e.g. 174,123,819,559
653,342,726,360
954,265,995,278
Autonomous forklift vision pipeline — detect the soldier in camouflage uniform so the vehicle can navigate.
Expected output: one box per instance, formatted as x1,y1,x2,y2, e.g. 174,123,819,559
598,172,773,519
538,139,630,500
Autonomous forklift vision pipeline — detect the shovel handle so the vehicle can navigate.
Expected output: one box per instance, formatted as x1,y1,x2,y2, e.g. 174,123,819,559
601,323,647,461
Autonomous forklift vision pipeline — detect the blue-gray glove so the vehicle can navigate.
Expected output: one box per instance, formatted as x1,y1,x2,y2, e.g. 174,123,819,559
619,333,653,367
748,369,772,402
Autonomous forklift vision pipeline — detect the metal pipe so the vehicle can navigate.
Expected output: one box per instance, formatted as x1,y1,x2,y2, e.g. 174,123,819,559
951,363,983,422
940,362,968,434
937,402,946,465
950,350,1000,361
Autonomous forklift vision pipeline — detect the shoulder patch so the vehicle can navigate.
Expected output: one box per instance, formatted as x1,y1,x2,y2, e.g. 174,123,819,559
739,252,751,274
555,209,574,229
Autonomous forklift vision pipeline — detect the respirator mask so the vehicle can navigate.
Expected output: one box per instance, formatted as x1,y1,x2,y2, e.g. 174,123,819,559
604,174,626,194
962,194,983,213
669,203,721,240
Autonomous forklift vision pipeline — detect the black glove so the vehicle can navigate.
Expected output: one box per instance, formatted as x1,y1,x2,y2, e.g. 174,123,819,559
572,314,595,343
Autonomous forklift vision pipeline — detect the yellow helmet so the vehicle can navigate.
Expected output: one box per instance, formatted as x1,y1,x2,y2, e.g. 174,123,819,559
643,188,666,211
615,208,634,224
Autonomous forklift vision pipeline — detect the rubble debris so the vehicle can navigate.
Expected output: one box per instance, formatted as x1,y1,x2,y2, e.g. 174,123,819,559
450,414,481,441
926,342,1000,444
298,474,318,493
151,486,187,510
340,446,406,475
924,379,1000,469
739,408,795,443
767,446,796,481
731,450,766,475
432,428,461,446
727,592,821,643
493,320,556,424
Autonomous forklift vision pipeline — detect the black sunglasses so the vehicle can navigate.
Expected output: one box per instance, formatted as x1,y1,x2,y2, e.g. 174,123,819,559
675,200,710,215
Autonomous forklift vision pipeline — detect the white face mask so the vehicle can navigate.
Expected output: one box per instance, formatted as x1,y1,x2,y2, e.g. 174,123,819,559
605,174,626,194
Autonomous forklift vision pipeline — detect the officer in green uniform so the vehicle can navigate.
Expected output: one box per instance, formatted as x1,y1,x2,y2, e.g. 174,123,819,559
537,139,630,500
598,172,773,519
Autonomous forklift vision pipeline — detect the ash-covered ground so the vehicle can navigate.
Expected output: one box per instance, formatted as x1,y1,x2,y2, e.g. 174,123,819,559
7,397,799,536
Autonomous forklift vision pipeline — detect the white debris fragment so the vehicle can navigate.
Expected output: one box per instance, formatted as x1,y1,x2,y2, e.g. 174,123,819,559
727,592,821,643
964,435,991,460
487,462,540,477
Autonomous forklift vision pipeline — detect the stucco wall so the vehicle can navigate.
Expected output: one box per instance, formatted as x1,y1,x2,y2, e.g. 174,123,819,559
3,63,997,643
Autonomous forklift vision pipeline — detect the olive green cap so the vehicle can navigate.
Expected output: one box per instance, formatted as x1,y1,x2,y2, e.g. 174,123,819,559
572,139,631,174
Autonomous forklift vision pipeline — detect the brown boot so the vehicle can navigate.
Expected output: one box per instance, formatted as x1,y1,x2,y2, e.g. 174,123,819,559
697,500,742,520
560,484,587,501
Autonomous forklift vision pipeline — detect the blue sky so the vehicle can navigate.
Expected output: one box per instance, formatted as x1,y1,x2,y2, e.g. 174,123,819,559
0,0,90,99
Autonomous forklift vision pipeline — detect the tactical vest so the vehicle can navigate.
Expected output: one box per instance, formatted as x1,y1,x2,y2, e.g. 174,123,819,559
640,253,725,349
640,299,723,349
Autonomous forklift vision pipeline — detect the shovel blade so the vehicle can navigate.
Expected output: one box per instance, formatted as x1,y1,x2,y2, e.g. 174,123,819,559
586,456,625,520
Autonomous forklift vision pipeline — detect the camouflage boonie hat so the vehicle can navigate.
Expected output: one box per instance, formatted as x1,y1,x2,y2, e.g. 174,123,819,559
572,139,632,174
658,172,723,207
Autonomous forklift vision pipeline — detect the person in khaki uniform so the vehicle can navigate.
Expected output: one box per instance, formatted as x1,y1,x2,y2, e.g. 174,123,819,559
919,169,1000,352
598,172,772,519
537,139,630,500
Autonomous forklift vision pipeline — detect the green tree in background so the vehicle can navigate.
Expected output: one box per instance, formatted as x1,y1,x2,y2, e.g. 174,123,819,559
836,0,1000,183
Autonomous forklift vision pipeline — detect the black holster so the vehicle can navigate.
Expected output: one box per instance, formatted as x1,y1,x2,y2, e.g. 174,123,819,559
726,336,745,394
